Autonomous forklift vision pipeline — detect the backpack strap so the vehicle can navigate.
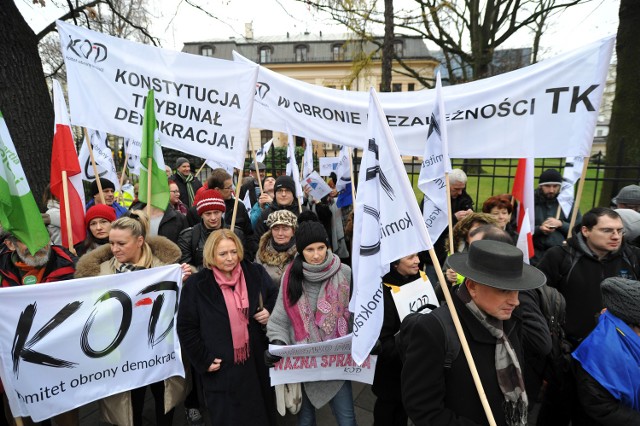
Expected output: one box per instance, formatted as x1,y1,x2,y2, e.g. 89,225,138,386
432,308,461,369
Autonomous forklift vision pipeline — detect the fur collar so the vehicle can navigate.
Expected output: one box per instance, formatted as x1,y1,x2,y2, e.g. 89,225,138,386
74,235,181,278
256,231,297,266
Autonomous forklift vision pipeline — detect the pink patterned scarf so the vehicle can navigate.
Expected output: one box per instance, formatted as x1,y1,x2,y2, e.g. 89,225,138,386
213,264,250,364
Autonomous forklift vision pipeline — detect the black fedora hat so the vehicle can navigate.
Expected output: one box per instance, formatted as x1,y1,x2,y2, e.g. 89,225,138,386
447,240,546,291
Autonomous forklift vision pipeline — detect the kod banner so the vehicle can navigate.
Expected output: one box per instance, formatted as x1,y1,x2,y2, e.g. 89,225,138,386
0,265,185,421
235,35,613,159
57,21,258,169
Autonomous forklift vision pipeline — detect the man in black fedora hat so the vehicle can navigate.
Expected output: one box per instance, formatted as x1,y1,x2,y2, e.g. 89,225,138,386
400,240,550,426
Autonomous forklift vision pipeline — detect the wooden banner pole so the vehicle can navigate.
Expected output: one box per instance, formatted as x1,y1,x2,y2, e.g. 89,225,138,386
567,156,590,238
83,128,106,205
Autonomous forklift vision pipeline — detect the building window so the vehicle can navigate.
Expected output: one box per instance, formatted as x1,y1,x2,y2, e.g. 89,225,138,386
392,83,402,92
200,45,214,57
393,40,404,58
332,44,344,61
408,83,415,91
259,46,272,63
295,136,304,147
261,130,273,144
295,45,308,62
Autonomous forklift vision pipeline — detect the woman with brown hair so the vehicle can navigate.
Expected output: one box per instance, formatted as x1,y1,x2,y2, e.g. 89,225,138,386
177,229,277,425
482,194,518,243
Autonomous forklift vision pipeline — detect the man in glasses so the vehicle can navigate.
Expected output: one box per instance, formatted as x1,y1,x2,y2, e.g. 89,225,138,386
536,207,640,424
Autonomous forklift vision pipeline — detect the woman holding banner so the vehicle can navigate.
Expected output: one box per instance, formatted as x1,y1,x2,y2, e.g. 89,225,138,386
265,221,355,425
177,229,277,426
75,210,191,426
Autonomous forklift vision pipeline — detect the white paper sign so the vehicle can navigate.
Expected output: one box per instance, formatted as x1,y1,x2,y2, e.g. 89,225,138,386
302,171,332,201
268,335,377,385
388,273,440,321
235,36,613,158
0,265,185,421
319,157,340,176
57,20,258,169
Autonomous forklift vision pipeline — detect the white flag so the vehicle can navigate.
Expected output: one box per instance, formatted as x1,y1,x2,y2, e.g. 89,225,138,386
285,129,304,200
78,129,119,187
350,88,433,365
124,138,142,175
255,139,273,164
242,189,253,211
558,156,584,218
205,159,235,176
417,72,451,243
335,145,352,192
302,138,314,178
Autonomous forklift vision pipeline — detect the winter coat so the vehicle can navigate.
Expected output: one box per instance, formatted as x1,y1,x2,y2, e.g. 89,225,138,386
255,231,297,288
536,234,640,340
170,172,203,207
177,260,277,426
399,288,547,426
531,189,581,265
129,202,188,242
0,245,76,287
45,199,62,245
74,236,187,426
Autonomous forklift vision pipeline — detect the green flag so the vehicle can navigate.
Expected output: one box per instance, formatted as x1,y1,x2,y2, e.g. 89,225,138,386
0,111,50,254
139,90,169,210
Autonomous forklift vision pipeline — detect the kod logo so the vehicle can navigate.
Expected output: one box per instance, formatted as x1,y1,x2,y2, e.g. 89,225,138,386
255,82,270,99
66,35,108,63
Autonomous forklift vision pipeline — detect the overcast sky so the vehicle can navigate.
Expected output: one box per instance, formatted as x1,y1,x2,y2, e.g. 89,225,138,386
18,0,619,59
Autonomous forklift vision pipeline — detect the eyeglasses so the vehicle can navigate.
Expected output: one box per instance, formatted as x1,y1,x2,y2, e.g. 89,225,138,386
276,188,291,194
593,227,625,236
222,185,234,190
170,190,180,194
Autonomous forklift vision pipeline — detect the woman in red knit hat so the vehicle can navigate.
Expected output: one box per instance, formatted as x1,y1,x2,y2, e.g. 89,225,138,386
76,204,117,255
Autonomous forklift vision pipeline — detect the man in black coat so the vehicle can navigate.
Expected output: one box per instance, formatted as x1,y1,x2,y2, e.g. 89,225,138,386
171,157,203,207
400,240,549,426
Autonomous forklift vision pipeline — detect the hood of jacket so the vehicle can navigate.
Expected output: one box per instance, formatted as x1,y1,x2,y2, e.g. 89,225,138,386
74,235,181,278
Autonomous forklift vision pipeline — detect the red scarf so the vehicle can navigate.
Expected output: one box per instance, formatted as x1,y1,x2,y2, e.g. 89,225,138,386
212,264,250,364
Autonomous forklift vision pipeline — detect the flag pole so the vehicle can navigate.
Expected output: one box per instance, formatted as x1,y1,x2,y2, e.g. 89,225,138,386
251,141,264,193
230,168,240,230
445,172,455,253
195,161,207,178
117,142,130,205
83,128,106,205
146,157,152,218
14,418,23,426
555,205,562,220
348,147,357,199
427,247,497,426
61,170,77,255
567,156,590,238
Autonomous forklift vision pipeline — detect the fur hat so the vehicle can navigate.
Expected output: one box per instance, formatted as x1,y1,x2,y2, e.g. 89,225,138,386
193,189,226,216
601,277,640,325
275,175,296,195
295,221,330,254
538,169,563,186
612,185,640,206
175,157,189,169
266,210,298,229
85,204,116,228
90,178,116,198
447,240,546,291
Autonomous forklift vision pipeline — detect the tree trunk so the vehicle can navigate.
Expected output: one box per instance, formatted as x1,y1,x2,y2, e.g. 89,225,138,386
599,0,640,205
380,0,393,92
0,0,54,209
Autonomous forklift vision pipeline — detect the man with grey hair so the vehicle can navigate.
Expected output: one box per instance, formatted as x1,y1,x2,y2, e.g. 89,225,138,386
0,232,79,424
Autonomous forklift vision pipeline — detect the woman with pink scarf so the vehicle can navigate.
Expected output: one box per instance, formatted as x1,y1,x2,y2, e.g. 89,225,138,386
177,229,278,425
265,221,355,425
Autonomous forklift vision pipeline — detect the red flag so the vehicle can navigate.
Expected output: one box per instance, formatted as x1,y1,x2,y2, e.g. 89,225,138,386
512,158,534,260
50,80,86,248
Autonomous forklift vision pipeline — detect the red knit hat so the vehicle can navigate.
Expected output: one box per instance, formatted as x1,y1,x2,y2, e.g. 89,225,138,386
194,189,226,216
85,204,116,228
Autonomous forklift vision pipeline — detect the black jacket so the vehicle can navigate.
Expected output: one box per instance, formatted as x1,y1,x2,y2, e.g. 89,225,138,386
536,235,640,340
400,289,547,426
170,172,203,206
177,260,277,425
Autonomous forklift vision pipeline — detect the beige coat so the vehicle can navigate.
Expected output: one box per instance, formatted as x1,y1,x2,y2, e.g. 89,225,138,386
75,236,189,426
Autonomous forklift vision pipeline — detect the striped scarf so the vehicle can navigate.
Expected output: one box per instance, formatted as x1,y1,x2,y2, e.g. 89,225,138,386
180,173,196,206
458,284,528,426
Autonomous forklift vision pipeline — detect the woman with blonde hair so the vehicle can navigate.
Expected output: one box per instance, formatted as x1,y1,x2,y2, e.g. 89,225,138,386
177,229,277,425
75,210,191,426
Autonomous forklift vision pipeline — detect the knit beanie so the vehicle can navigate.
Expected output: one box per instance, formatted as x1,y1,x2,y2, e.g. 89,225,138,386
295,221,330,254
601,277,640,325
90,178,116,198
612,185,640,205
175,157,189,170
85,204,117,228
194,189,226,216
538,169,563,186
266,210,298,229
275,175,296,194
